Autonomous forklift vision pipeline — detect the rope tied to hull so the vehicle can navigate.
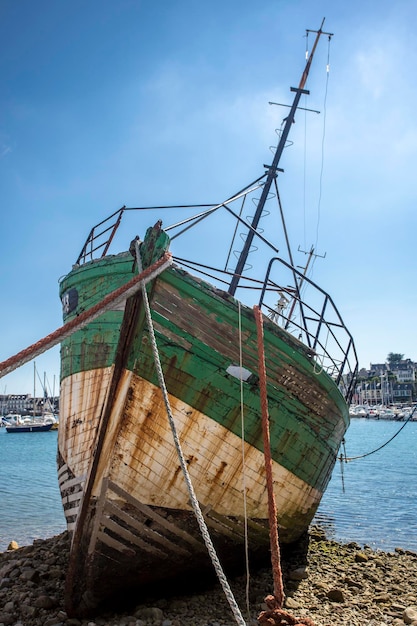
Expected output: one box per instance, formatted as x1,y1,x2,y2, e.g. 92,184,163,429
254,305,284,605
0,252,173,379
134,240,247,626
254,305,317,626
237,302,252,619
258,596,316,626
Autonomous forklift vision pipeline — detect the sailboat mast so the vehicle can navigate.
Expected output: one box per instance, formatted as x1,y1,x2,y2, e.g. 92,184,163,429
228,18,331,296
33,361,36,416
43,371,46,417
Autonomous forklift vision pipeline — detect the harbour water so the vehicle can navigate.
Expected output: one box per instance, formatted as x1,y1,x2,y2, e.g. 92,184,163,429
0,428,66,551
0,417,416,553
315,417,417,552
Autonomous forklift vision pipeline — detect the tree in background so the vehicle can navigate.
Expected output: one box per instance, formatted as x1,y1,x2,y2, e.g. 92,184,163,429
387,352,404,364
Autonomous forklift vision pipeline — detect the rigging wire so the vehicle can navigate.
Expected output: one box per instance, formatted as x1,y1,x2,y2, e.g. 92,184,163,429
301,33,331,266
315,35,332,251
224,195,248,273
303,31,309,251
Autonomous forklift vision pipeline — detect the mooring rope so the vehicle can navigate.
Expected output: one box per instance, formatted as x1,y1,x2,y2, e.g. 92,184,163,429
237,302,251,620
341,406,417,462
254,305,284,606
254,305,317,626
0,252,173,379
134,240,247,626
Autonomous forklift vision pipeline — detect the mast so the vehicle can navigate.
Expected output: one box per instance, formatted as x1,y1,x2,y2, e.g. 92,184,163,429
43,371,46,417
33,361,36,416
228,18,332,296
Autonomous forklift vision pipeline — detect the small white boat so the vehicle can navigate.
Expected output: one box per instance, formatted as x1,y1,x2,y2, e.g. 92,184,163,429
377,409,396,420
1,413,21,426
349,405,368,417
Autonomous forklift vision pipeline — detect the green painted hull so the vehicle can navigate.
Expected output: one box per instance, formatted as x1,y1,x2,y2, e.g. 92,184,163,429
58,227,351,616
60,254,348,492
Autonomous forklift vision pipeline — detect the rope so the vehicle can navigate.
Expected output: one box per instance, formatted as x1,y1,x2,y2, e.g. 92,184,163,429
258,598,316,626
134,240,247,626
238,302,251,619
341,408,416,462
0,252,173,379
253,305,284,606
254,305,317,626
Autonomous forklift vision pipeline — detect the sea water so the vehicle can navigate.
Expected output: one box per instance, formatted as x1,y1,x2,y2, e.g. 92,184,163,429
0,418,416,553
315,417,417,552
0,428,66,551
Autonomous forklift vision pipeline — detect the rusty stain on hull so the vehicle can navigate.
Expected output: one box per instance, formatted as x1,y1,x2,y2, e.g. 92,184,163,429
60,368,322,615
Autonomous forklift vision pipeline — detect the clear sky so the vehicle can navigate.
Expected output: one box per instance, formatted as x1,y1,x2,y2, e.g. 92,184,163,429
1,0,416,395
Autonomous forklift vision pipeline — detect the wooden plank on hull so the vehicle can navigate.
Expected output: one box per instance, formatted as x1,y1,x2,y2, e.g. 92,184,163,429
58,463,69,479
66,289,147,585
245,517,272,540
60,474,86,490
88,476,110,556
203,512,244,540
97,529,136,556
63,491,84,505
205,507,248,536
64,505,81,519
153,274,338,421
104,501,191,555
108,479,206,550
58,472,69,486
101,517,168,557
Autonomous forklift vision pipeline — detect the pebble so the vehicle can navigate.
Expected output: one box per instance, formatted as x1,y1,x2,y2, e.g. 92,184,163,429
1,527,417,625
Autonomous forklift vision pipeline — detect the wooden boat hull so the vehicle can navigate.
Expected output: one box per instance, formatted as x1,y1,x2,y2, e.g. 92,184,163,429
58,242,349,615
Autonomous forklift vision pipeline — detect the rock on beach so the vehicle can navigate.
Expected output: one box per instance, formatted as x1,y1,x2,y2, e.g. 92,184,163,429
0,527,417,626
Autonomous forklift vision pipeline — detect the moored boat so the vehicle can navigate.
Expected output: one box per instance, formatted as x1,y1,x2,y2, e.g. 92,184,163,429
1,413,21,427
5,416,54,433
53,21,359,617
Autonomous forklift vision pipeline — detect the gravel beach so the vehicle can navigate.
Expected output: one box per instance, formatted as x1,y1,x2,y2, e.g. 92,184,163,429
1,527,417,626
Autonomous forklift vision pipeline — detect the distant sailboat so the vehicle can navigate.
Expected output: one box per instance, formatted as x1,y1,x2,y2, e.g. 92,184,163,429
5,417,53,433
5,363,55,433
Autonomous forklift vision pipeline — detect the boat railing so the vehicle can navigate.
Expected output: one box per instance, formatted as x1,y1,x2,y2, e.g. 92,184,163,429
74,203,218,266
72,205,358,402
76,207,126,265
258,256,358,402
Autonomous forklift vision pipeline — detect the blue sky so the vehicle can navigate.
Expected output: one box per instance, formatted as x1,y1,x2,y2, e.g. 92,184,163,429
1,0,416,394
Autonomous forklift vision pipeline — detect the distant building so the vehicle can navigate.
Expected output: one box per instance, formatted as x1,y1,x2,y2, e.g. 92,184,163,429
0,394,31,415
391,382,413,404
0,394,59,416
369,363,388,376
354,359,417,404
388,359,415,383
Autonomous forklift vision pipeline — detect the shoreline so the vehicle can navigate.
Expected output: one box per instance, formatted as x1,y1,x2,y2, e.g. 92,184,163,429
1,527,417,625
